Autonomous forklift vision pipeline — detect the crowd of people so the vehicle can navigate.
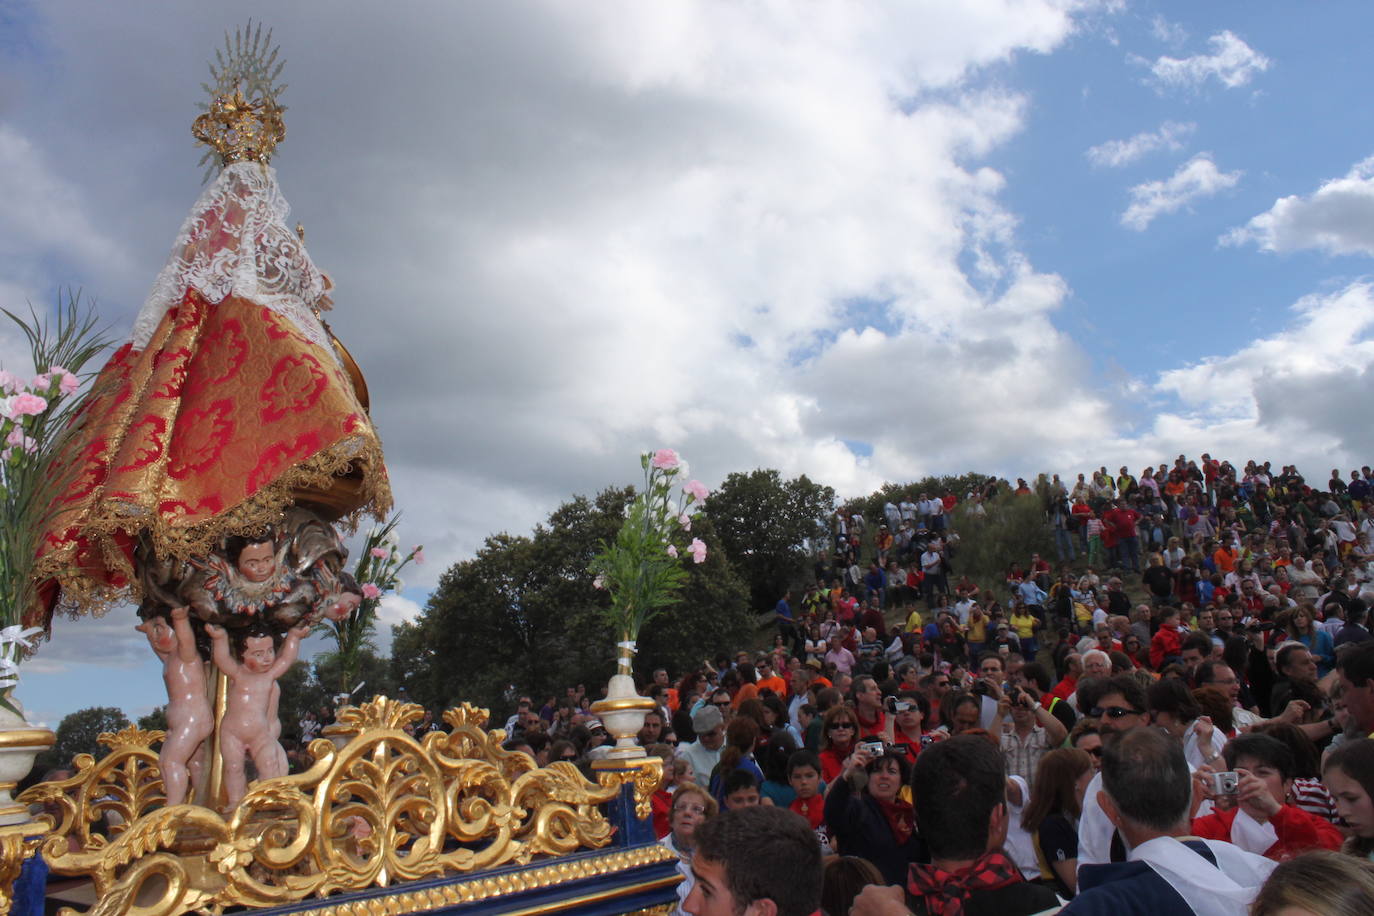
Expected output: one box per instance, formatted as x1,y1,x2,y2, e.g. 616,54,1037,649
493,456,1374,915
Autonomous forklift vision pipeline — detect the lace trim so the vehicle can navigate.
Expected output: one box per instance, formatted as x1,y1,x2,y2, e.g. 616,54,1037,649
132,162,332,354
32,435,393,620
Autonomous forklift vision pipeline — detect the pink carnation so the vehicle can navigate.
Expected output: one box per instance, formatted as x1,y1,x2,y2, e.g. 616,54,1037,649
29,374,49,392
411,546,424,564
593,574,606,590
651,448,680,470
51,367,79,397
5,427,34,453
666,544,679,559
0,371,19,395
8,393,47,417
684,479,710,502
370,547,389,558
689,538,707,564
361,583,382,599
678,513,691,531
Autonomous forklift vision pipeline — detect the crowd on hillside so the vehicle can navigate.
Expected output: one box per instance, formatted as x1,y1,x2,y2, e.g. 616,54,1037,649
492,455,1374,915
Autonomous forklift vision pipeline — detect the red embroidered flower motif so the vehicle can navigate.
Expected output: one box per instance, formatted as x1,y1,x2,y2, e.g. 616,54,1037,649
62,441,110,503
184,320,249,396
115,415,167,472
158,496,226,524
247,432,322,494
166,401,235,479
260,355,327,423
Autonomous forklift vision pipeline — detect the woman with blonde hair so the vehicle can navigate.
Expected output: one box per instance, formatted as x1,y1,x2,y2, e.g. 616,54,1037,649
1251,850,1374,916
661,783,717,916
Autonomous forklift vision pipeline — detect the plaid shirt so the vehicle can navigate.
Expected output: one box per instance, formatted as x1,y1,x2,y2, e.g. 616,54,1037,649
1000,725,1051,789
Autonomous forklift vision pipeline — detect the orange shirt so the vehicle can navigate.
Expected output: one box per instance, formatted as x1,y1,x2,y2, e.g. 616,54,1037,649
757,675,787,696
1213,548,1236,574
731,683,759,709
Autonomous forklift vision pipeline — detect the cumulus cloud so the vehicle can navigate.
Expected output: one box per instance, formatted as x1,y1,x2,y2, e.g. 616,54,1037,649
1086,120,1195,168
1145,30,1270,91
4,2,1131,696
1222,155,1374,256
1146,282,1374,462
1121,154,1241,230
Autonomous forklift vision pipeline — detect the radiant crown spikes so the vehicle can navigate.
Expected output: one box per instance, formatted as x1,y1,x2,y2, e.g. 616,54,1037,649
191,21,287,168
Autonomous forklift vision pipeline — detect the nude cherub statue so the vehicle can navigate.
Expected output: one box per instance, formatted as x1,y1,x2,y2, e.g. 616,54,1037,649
135,606,213,806
205,621,309,809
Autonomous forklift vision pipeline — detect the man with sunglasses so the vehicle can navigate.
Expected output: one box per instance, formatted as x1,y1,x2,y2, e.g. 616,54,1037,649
1076,674,1153,875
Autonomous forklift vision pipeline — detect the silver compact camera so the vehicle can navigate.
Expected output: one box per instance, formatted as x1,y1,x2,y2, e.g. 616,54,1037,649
1208,771,1240,796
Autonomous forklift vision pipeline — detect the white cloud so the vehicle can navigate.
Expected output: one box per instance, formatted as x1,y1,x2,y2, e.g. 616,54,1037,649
1150,16,1188,47
1086,120,1195,168
1222,155,1374,256
1144,281,1374,462
1121,154,1241,230
0,126,133,320
2,1,1107,655
1147,30,1270,90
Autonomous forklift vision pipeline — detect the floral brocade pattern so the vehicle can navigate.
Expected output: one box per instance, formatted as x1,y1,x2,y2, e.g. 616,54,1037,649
30,290,391,624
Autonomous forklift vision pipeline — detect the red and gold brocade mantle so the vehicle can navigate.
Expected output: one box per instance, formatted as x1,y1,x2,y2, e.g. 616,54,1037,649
30,289,391,626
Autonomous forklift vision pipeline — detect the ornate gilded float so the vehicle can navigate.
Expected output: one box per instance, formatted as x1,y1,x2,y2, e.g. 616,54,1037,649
10,697,672,915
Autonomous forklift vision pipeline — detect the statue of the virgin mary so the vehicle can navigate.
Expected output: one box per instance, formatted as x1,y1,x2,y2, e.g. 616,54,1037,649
31,24,391,630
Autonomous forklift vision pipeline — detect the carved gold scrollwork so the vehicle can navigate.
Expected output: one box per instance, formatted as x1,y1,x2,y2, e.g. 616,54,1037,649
596,758,665,821
27,698,629,916
0,828,43,916
16,725,167,854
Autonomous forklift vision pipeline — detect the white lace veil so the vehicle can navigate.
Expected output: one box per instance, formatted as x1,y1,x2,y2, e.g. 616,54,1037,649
130,161,334,355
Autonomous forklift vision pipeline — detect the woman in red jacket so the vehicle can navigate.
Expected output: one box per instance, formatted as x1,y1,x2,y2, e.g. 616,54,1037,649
1191,734,1342,860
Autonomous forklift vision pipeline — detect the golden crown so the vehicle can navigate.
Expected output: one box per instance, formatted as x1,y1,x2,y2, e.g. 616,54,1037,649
193,21,287,169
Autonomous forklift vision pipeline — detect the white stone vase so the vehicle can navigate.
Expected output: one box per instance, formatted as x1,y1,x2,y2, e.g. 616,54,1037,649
590,644,658,760
0,695,55,826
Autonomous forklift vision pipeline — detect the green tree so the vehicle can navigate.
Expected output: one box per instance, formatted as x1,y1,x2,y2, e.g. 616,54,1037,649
137,706,168,733
703,469,835,611
276,660,327,743
948,491,1055,588
313,648,395,705
394,486,750,719
36,706,130,772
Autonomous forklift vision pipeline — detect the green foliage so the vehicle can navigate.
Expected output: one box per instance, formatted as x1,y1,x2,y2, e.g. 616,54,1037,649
312,648,394,704
588,453,705,641
36,705,130,772
318,512,421,695
276,660,328,743
850,473,999,531
136,706,168,733
0,292,110,687
703,469,835,610
392,487,750,719
948,491,1055,588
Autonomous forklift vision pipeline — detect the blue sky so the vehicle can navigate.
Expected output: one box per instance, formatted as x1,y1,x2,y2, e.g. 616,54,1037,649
4,1,1374,726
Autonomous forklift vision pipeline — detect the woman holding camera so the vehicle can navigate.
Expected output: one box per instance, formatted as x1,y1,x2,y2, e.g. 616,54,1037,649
823,741,925,886
881,689,942,764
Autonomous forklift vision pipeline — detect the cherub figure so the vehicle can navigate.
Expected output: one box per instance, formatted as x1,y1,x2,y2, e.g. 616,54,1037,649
135,606,213,806
205,622,309,809
171,509,362,632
